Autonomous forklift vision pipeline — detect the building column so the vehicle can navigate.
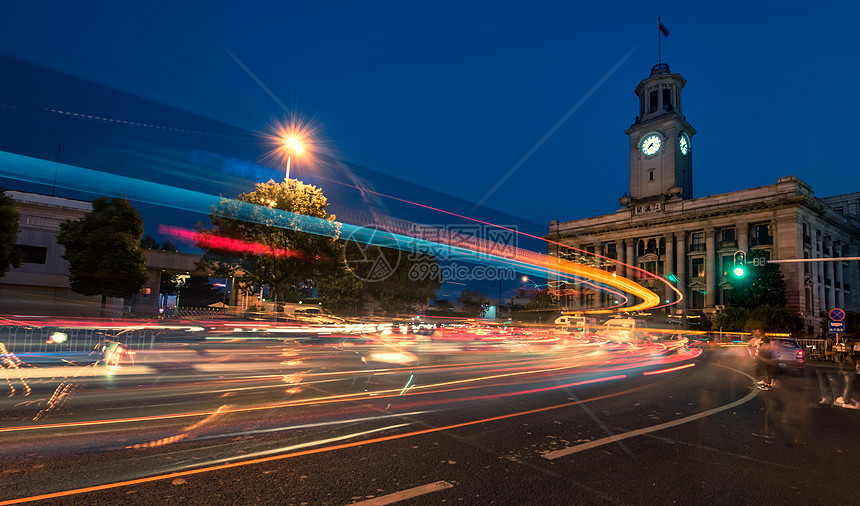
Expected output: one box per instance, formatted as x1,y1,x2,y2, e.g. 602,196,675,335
626,239,636,308
738,222,748,252
705,227,716,308
676,233,686,311
817,237,825,317
598,243,606,309
825,241,836,311
835,241,845,309
664,233,674,278
626,240,635,281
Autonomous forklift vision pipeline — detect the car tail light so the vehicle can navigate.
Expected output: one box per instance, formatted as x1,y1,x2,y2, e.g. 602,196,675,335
796,350,804,359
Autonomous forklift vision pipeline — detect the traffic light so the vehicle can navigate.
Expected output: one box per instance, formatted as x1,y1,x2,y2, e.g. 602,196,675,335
733,250,746,277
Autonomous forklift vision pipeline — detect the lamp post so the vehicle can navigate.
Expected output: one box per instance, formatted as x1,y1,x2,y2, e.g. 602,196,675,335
282,136,304,181
521,276,541,290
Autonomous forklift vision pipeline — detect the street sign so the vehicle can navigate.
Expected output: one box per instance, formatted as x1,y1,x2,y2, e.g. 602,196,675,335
829,308,845,321
829,321,845,333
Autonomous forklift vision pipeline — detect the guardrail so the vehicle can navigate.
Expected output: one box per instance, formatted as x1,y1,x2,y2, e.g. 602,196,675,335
0,326,158,354
796,338,826,360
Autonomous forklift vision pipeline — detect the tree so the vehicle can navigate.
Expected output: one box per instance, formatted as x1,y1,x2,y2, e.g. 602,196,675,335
315,264,365,314
726,250,787,309
745,305,804,335
459,288,491,318
524,289,557,310
160,240,177,252
0,187,23,277
360,251,441,314
140,234,160,250
57,196,148,313
198,179,342,316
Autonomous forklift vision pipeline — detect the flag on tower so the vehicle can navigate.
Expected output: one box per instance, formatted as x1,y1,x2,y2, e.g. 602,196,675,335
659,19,669,37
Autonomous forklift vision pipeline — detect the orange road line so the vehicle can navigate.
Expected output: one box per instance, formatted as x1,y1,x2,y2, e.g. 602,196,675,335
0,382,661,505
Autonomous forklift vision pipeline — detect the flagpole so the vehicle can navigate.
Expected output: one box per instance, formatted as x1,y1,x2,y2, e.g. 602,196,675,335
658,16,662,64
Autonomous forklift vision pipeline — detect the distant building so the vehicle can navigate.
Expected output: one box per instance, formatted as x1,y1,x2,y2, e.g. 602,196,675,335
550,64,860,335
0,191,211,316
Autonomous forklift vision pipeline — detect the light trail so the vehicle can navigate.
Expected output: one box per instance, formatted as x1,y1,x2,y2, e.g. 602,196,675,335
0,150,675,313
0,381,665,505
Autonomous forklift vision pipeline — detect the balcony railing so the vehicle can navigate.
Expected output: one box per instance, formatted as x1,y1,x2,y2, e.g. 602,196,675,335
689,244,706,252
719,240,738,249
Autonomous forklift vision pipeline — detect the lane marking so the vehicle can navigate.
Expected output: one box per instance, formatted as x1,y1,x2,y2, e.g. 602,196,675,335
350,481,454,505
0,382,663,505
543,364,757,459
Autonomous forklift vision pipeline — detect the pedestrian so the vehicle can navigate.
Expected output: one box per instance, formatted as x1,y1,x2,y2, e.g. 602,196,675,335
755,336,775,390
835,338,859,408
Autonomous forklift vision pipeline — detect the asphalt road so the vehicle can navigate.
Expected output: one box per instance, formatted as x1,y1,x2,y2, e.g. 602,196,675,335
2,337,858,505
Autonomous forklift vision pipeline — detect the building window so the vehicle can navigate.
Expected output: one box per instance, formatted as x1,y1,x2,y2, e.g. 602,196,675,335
835,206,844,214
16,245,47,264
751,223,772,246
640,261,657,274
719,228,736,249
606,243,617,260
691,257,705,278
721,255,734,277
649,90,658,113
649,170,654,181
647,238,657,254
689,232,705,252
691,290,705,309
638,240,645,256
662,88,672,111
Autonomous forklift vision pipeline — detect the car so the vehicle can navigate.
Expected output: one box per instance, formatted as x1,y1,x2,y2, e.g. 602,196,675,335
769,337,805,374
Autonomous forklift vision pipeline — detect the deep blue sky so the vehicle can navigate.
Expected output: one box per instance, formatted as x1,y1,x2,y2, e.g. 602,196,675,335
3,1,859,224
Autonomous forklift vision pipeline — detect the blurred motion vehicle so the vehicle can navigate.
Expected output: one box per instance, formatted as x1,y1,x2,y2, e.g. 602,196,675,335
287,305,344,324
770,337,805,374
94,340,135,369
555,315,597,338
599,318,647,341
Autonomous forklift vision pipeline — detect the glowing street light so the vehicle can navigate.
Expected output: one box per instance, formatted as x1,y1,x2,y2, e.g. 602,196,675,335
521,276,541,290
282,136,304,181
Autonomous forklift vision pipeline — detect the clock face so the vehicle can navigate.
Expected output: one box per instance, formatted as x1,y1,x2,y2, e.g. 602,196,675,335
679,134,690,156
640,134,662,156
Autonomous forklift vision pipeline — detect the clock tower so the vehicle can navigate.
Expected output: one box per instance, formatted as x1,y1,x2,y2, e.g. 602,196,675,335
624,63,695,203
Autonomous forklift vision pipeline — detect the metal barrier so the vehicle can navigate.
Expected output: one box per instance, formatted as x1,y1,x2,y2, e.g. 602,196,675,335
0,326,158,355
796,338,826,360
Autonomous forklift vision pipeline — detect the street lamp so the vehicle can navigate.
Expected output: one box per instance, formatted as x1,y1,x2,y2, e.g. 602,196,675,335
521,276,541,290
282,136,304,181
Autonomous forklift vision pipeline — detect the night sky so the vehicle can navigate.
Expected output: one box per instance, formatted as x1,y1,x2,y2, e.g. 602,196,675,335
2,1,859,300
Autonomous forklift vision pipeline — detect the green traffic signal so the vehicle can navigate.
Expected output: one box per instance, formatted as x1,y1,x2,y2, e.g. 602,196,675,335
733,250,746,278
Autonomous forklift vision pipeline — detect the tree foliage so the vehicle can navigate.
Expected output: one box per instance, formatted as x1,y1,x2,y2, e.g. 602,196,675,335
140,234,160,249
0,187,23,277
360,251,441,314
315,264,365,314
198,179,342,308
459,288,491,318
726,250,787,309
56,196,148,309
715,305,804,334
524,289,557,310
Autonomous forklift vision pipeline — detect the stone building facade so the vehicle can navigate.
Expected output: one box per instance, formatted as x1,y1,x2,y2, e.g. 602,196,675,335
550,64,860,334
